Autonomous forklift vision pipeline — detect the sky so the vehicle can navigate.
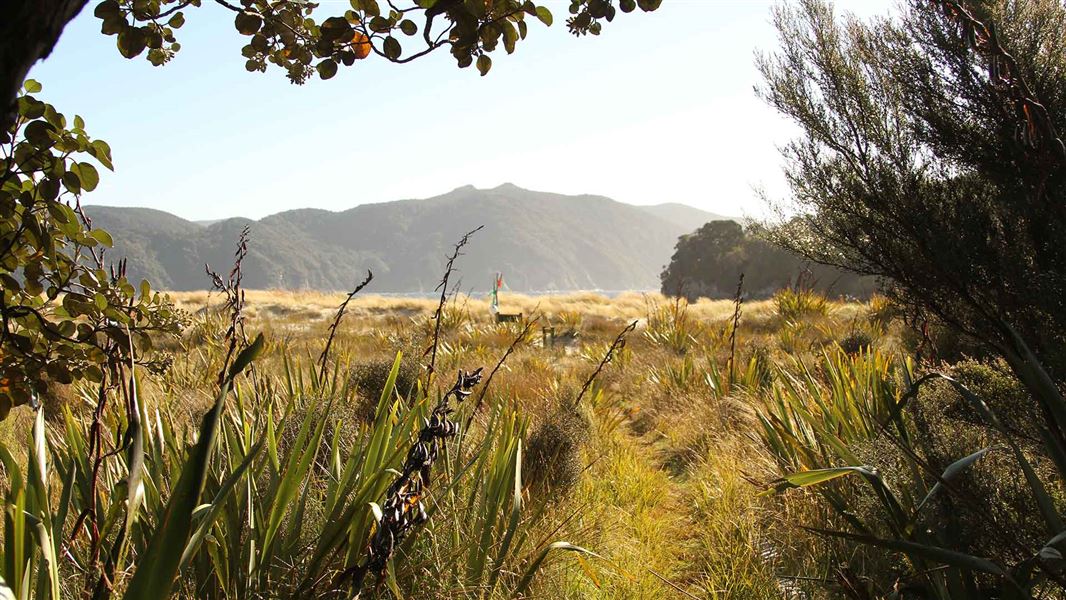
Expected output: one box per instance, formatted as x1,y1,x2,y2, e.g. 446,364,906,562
29,0,896,222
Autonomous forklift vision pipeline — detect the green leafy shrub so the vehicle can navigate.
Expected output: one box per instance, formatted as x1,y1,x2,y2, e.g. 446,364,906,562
839,330,873,355
0,81,183,418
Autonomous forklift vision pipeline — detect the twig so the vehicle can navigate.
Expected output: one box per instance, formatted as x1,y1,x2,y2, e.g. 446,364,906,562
573,320,637,408
317,270,373,380
425,226,483,379
931,0,1065,162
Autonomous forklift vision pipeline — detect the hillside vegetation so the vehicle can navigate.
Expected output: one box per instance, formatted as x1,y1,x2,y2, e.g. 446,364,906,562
86,185,727,292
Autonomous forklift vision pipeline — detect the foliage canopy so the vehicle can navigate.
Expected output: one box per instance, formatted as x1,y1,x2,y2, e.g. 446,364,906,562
759,0,1066,376
91,0,662,80
659,219,874,300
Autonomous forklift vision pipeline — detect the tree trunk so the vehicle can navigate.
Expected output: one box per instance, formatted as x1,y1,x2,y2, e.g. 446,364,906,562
1,0,89,129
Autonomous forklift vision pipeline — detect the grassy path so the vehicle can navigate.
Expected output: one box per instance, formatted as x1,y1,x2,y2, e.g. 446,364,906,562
541,396,784,599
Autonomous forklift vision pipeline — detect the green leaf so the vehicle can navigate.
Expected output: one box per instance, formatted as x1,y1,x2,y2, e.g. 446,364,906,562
24,121,56,149
535,6,552,26
369,16,391,33
383,36,401,60
399,19,418,36
317,59,339,80
234,11,263,35
90,229,113,248
77,162,100,191
94,0,121,18
763,466,874,495
912,447,993,519
228,333,265,380
168,11,185,28
117,26,148,59
514,542,606,595
23,80,42,93
502,21,517,54
61,170,82,194
91,139,114,170
476,54,492,76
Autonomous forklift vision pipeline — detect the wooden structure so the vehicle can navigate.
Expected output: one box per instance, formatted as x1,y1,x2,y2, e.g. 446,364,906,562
490,272,522,323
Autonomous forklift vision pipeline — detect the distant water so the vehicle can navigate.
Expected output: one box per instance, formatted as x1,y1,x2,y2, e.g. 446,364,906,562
370,289,654,299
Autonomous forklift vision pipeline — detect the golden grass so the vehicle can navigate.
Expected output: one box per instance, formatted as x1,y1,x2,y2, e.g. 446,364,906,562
4,288,895,598
167,289,773,329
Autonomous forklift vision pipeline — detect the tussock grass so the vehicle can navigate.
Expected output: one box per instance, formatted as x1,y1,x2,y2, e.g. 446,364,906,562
5,288,943,599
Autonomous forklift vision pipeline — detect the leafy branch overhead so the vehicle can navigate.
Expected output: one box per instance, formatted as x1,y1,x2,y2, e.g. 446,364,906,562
0,80,185,418
92,0,662,80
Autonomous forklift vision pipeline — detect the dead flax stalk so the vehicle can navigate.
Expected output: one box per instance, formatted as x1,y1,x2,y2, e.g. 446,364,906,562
342,368,484,592
317,269,373,380
573,320,637,408
205,226,251,388
729,272,744,385
425,225,484,379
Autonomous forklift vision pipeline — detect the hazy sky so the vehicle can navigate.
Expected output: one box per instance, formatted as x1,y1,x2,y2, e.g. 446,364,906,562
29,0,895,221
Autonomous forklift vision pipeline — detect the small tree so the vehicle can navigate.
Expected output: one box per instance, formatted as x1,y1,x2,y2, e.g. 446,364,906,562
758,0,1066,373
660,219,872,300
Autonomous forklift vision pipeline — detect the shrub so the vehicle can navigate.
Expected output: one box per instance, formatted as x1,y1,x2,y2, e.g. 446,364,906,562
866,294,899,328
349,357,421,420
524,404,590,492
838,330,873,355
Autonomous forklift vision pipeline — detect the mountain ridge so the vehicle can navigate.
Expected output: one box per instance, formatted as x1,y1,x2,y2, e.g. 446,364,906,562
86,185,730,292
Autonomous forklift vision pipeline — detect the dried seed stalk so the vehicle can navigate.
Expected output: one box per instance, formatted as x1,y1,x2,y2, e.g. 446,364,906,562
318,269,373,380
729,273,744,385
345,367,484,591
426,226,483,379
573,320,637,408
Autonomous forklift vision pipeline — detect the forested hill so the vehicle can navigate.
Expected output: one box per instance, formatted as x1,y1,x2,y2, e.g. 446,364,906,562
85,184,727,292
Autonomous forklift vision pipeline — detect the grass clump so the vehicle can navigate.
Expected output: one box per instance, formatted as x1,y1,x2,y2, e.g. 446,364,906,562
524,402,591,491
773,286,829,323
349,356,421,418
